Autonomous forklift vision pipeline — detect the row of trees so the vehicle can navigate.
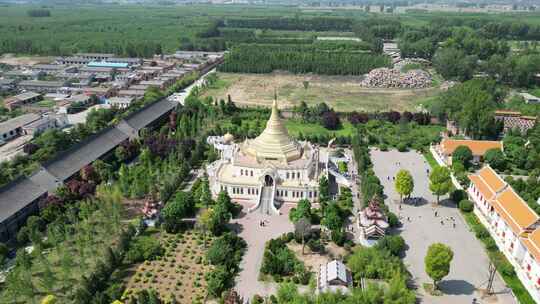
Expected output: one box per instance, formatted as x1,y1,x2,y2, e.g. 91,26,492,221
224,16,353,32
219,44,391,75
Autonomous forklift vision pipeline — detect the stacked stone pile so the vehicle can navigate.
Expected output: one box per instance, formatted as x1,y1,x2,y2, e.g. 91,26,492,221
361,67,432,89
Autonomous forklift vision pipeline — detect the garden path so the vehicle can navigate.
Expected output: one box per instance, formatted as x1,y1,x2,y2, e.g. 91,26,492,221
230,202,294,302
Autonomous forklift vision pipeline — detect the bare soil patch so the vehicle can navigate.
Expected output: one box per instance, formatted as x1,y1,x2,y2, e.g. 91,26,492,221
0,54,54,65
203,72,441,112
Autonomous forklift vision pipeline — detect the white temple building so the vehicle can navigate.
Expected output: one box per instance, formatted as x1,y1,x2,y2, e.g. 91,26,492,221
206,100,326,214
317,260,353,294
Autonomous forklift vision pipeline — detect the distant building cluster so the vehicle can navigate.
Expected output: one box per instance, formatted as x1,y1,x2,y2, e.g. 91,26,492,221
0,51,224,145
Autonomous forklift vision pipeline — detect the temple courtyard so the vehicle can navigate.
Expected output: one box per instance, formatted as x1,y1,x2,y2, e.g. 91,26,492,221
371,149,517,304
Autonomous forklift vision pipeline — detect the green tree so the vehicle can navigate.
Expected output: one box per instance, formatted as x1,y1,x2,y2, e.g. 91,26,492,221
289,199,312,223
322,203,343,231
161,191,195,232
197,208,214,248
429,166,452,204
319,176,330,203
485,148,506,171
425,243,454,289
452,146,473,168
395,169,414,204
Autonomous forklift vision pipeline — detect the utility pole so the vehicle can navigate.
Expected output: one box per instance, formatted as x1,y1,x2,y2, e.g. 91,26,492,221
486,262,496,295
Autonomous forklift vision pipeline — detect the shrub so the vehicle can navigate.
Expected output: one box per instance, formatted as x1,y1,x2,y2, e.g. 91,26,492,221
387,212,399,227
459,200,474,213
450,189,467,204
41,295,57,304
379,144,388,151
396,142,408,152
376,235,406,256
126,236,164,263
331,229,346,246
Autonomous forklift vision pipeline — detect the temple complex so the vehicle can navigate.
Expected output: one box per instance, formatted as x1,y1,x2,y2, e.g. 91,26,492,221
206,100,328,214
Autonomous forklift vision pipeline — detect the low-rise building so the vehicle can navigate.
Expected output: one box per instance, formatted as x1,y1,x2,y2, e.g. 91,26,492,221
118,89,146,99
87,61,129,69
495,110,537,134
520,93,540,104
317,260,352,294
17,80,67,93
82,87,115,99
4,70,43,80
107,97,135,109
0,79,17,93
4,92,43,110
22,113,68,136
435,138,503,166
468,166,540,303
0,113,41,144
139,79,170,89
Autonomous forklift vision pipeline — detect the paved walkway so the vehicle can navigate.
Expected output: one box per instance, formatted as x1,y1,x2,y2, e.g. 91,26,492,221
371,149,517,304
230,202,294,301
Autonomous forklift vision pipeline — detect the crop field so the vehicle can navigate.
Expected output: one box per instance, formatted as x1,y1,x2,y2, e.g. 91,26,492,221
203,72,441,112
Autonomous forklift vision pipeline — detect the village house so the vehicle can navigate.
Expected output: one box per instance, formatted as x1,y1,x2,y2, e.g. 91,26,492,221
519,92,540,104
118,89,146,99
4,92,43,111
468,166,540,303
0,113,41,144
435,138,503,166
17,80,68,93
0,79,18,93
22,113,69,136
495,110,537,134
107,97,135,109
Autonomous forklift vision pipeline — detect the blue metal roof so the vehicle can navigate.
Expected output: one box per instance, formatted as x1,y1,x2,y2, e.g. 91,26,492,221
87,61,128,68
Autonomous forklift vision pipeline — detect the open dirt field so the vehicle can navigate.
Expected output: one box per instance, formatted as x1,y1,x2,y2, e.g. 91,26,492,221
0,54,54,66
203,72,441,112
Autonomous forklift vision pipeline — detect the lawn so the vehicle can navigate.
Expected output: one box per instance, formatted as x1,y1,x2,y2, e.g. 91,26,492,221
285,120,356,138
123,230,214,304
202,72,442,112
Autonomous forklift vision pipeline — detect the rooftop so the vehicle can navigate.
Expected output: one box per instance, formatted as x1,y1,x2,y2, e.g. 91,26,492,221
469,166,539,236
0,113,41,135
440,139,502,156
88,61,129,69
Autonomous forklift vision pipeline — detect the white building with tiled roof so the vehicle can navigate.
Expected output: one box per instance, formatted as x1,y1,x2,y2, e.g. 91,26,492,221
317,260,352,294
468,166,540,302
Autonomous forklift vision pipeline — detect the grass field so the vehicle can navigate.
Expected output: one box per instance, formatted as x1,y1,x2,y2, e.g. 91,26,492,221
285,120,356,137
202,72,441,112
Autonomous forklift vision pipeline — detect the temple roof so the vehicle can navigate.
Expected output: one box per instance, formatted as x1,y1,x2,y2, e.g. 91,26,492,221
241,100,302,163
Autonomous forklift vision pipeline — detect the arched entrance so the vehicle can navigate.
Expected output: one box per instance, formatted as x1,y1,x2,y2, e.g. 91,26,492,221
264,175,274,187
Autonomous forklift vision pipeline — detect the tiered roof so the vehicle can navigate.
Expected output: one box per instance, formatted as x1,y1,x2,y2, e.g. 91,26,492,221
241,100,302,163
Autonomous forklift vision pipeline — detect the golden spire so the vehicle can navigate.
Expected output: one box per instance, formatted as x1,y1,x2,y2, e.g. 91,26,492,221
241,93,302,163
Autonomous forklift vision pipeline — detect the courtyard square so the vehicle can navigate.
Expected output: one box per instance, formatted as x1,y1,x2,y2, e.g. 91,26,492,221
370,149,517,304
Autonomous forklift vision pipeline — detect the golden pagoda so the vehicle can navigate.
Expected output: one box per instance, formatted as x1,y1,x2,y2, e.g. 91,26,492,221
241,100,302,163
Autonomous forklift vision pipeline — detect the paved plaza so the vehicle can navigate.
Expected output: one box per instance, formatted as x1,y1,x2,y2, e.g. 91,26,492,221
230,202,294,301
371,149,517,304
